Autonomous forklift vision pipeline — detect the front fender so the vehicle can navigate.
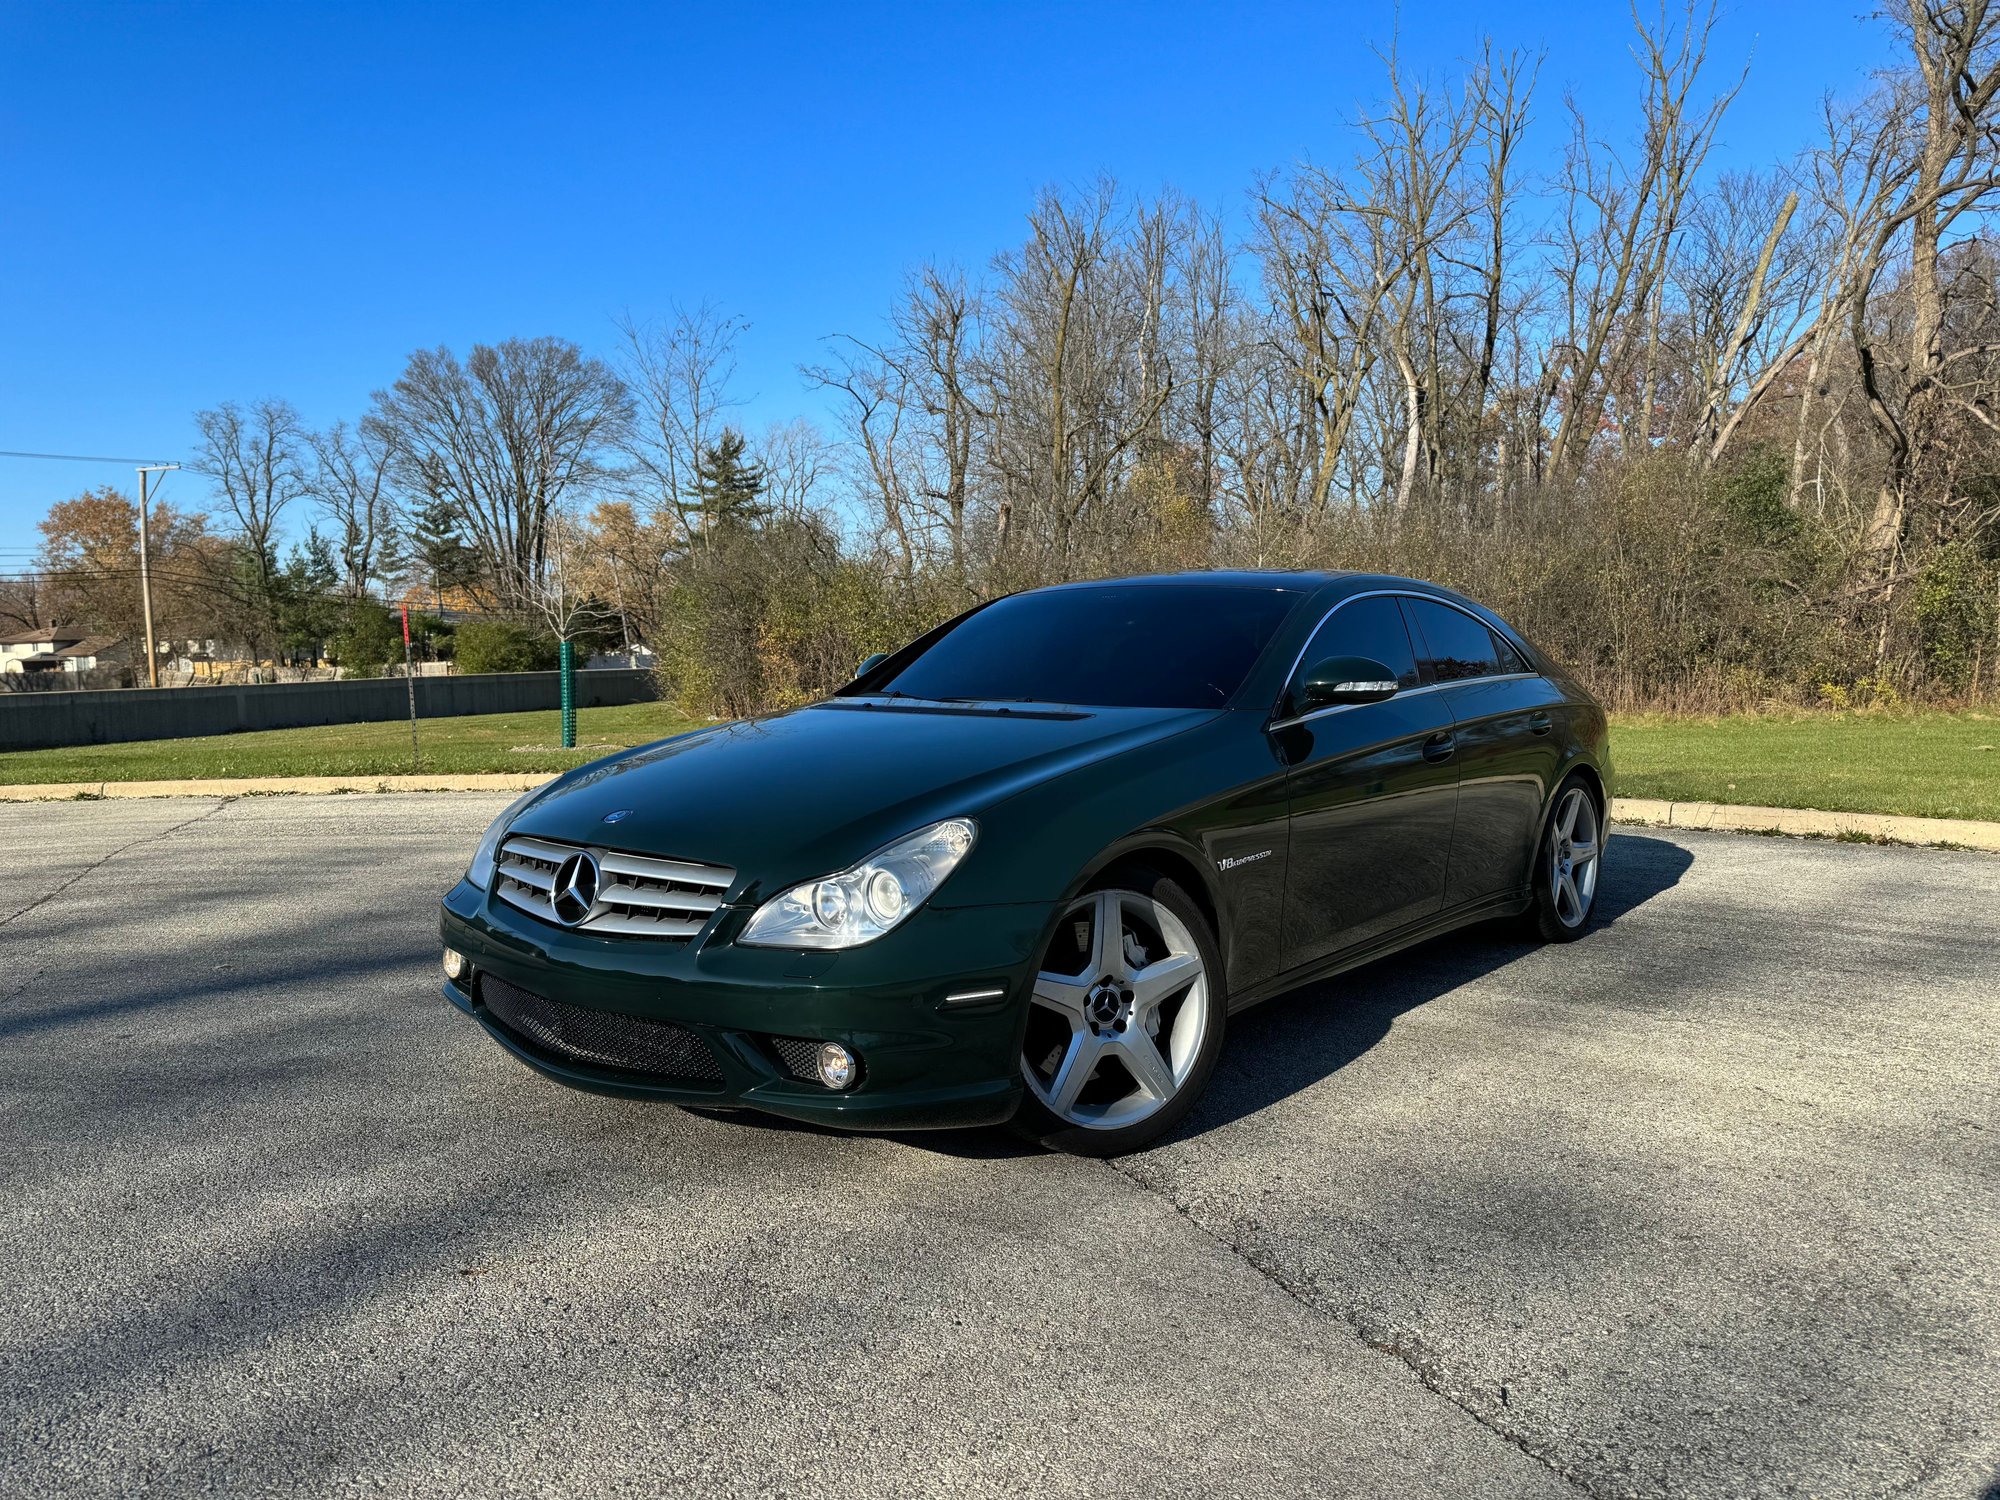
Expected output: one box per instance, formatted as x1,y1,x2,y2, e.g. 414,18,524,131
932,711,1274,910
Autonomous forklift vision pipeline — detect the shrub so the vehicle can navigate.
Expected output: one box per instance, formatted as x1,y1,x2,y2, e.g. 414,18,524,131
329,599,400,679
1913,542,1997,693
455,619,560,674
410,613,455,661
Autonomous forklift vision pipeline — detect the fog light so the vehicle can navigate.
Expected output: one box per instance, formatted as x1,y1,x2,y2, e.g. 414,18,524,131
442,947,465,981
817,1042,857,1090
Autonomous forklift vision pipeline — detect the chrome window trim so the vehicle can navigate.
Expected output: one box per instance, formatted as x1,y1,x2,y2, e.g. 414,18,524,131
1270,587,1538,732
1268,673,1538,732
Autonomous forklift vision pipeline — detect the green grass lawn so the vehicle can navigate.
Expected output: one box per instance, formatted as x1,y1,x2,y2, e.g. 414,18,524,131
3,700,1996,823
0,703,705,784
1611,710,2000,822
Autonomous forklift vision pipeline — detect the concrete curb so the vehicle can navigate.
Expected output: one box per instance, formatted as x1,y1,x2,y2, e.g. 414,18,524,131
1612,797,2000,852
0,773,553,801
1,777,1994,851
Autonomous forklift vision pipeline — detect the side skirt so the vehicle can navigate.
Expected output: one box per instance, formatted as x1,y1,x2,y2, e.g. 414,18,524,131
1228,889,1533,1013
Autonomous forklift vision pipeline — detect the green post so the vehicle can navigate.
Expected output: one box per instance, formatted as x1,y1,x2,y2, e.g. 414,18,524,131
560,638,577,749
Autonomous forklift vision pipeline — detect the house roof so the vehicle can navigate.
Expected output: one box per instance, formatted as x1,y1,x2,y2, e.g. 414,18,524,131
54,636,122,659
0,628,85,648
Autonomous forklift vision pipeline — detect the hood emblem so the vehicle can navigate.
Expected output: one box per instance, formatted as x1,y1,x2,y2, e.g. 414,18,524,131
551,852,601,926
601,809,633,824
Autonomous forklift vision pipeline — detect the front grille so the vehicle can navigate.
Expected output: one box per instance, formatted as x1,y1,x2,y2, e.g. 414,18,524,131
478,973,723,1082
494,835,734,941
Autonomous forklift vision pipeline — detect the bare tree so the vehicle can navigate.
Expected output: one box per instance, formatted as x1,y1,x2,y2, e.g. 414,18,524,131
308,418,399,598
897,266,989,574
807,340,920,576
1462,43,1539,507
1255,159,1402,514
1679,173,1812,466
1170,205,1242,518
988,183,1175,561
1848,0,2000,563
1363,44,1484,511
370,338,631,610
515,506,619,648
758,418,834,522
192,397,307,660
1542,2,1743,478
617,303,746,552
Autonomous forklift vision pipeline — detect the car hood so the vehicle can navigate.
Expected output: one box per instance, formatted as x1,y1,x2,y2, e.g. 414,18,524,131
509,699,1217,902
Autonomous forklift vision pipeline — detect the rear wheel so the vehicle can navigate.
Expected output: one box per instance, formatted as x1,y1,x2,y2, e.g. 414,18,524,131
1010,868,1226,1157
1530,778,1604,942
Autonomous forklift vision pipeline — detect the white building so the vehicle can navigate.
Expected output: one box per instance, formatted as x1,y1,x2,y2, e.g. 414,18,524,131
0,628,131,676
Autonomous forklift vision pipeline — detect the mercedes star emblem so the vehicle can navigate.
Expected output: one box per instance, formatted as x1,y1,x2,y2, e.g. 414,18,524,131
551,851,601,926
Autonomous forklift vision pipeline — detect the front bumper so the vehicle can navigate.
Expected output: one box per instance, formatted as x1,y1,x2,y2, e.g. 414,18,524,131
438,877,1052,1131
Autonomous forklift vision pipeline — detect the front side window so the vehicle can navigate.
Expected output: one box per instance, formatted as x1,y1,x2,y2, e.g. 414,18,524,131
859,585,1297,710
1293,595,1421,706
1403,598,1503,683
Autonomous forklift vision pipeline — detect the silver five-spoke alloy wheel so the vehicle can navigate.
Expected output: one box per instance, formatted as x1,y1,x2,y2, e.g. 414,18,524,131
1550,785,1601,928
1022,889,1209,1131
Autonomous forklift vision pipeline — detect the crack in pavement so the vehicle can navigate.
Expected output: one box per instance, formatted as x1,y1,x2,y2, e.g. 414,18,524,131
1102,1154,1605,1499
0,797,237,931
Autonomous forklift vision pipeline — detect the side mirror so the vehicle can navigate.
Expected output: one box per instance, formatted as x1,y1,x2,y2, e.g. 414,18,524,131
855,652,888,679
1294,655,1400,715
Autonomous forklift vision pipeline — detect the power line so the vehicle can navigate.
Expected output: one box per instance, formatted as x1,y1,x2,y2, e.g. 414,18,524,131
0,563,512,618
0,448,180,465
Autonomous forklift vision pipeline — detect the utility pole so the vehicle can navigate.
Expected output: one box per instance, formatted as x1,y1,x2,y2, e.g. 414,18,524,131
135,463,179,688
401,604,421,771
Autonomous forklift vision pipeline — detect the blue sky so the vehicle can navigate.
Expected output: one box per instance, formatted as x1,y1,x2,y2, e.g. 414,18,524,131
0,0,1882,556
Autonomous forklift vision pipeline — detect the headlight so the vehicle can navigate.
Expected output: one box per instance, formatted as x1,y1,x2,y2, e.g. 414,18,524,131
466,786,545,889
738,818,976,949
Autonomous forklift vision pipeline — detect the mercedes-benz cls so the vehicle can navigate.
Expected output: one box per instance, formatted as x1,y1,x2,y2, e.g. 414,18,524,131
438,571,1611,1155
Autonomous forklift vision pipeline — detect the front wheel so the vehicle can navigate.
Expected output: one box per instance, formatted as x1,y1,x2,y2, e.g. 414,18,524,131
1010,868,1226,1157
1530,777,1604,943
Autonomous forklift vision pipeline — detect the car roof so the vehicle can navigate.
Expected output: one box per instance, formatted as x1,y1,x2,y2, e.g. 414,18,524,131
1025,569,1352,593
1015,570,1523,656
1022,569,1461,600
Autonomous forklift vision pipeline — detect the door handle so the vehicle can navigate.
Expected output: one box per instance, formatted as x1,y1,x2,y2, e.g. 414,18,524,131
1422,731,1456,763
1529,712,1553,736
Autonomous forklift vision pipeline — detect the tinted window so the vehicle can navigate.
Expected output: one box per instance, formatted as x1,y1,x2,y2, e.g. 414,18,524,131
1297,595,1421,697
869,585,1295,709
1404,598,1502,683
1492,631,1531,674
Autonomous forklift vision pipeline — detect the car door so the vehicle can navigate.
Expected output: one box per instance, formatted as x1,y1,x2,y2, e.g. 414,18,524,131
1277,593,1460,973
1399,596,1567,909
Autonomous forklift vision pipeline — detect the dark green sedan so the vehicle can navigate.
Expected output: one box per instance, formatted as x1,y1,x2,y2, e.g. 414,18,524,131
438,571,1611,1155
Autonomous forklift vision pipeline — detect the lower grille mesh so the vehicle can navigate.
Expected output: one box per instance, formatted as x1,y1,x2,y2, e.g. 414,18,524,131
768,1036,822,1082
478,974,723,1083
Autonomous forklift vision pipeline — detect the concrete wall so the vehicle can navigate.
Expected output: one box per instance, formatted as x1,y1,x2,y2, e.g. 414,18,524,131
0,669,659,753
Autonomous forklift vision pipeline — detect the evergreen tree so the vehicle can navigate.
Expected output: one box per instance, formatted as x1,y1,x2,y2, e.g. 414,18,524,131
404,495,478,610
275,531,342,665
687,428,768,538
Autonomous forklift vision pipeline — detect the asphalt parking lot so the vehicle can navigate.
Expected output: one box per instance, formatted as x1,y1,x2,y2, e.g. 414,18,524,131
0,795,1994,1499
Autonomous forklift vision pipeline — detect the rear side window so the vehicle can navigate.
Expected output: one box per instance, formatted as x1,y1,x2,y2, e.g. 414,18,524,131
1298,595,1421,694
1402,598,1505,683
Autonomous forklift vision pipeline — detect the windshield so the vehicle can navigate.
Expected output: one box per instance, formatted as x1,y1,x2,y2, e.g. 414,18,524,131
860,584,1297,709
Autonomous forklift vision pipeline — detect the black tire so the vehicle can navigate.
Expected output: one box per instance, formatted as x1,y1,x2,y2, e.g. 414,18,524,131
1009,865,1228,1158
1529,774,1605,943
